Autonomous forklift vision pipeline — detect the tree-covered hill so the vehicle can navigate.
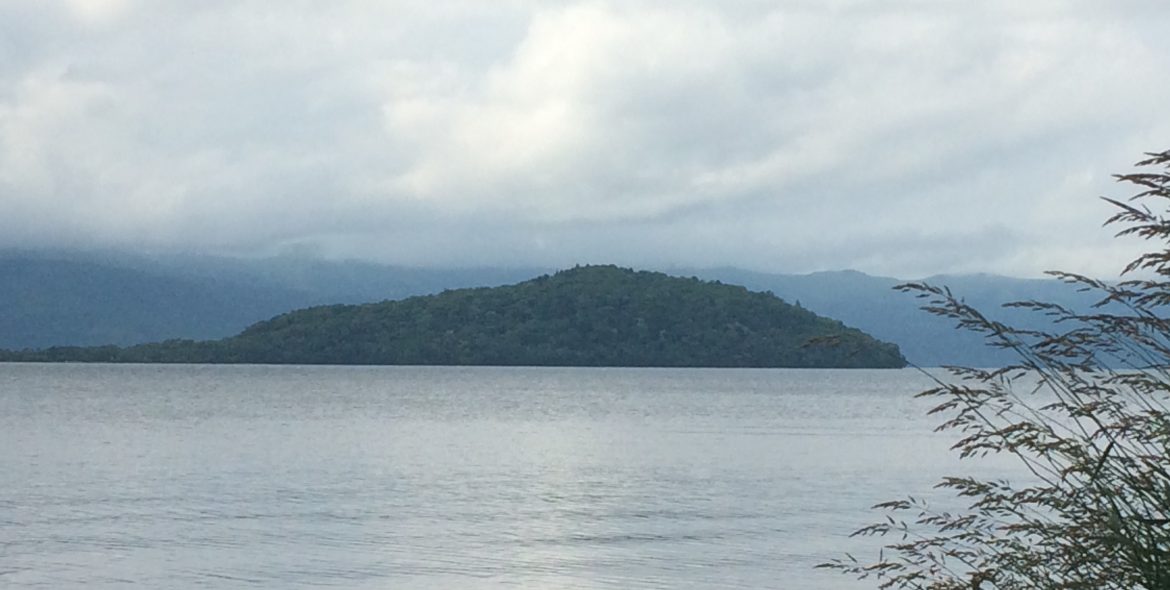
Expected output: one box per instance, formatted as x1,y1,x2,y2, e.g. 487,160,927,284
1,266,906,368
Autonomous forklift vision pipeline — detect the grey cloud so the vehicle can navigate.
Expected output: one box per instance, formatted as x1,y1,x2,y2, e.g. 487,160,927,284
1,1,1168,278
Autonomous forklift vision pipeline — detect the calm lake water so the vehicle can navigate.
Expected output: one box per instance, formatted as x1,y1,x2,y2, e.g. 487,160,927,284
1,364,1003,589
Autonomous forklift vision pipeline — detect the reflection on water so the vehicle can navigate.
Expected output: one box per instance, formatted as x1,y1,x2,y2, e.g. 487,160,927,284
1,364,993,589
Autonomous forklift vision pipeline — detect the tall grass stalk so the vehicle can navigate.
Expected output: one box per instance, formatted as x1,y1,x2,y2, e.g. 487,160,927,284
821,150,1170,590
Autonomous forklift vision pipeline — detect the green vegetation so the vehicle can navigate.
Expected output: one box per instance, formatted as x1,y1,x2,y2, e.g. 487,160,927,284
0,265,905,368
1,251,1091,366
822,150,1170,588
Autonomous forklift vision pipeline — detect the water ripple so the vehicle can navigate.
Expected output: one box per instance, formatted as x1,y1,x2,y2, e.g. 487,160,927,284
0,364,987,589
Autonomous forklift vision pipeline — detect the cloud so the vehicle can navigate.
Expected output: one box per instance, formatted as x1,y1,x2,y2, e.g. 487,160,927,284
0,1,1168,277
64,0,134,26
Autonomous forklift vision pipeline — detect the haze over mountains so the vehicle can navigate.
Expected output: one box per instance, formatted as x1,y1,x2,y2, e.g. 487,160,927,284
0,251,1097,367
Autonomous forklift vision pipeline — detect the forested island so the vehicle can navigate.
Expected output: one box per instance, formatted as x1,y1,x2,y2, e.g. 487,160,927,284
0,265,906,368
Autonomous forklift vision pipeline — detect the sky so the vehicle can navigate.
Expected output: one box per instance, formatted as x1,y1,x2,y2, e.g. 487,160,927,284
2,0,1169,279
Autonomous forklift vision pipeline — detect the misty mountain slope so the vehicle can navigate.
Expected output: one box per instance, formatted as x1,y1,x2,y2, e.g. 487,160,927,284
0,251,549,350
0,256,317,350
686,268,1100,367
4,266,907,368
128,253,548,305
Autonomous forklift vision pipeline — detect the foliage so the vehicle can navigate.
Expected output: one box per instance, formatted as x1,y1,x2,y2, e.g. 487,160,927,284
820,150,1170,589
0,266,906,368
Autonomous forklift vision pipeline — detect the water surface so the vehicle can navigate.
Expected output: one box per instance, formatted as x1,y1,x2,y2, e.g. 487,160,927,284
1,364,987,589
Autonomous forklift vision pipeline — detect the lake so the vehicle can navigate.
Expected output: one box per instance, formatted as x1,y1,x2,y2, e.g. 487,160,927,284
0,364,1005,589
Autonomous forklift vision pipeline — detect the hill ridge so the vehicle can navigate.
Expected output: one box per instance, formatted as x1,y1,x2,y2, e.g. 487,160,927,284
1,265,906,368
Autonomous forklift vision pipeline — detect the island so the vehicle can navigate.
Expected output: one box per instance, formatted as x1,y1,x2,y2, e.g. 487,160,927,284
0,265,907,368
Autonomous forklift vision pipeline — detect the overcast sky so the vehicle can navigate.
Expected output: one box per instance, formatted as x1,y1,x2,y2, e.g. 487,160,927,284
2,1,1169,278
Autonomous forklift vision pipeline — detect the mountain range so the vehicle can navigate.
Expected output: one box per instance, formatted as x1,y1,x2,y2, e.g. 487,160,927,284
0,250,1099,366
1,266,905,368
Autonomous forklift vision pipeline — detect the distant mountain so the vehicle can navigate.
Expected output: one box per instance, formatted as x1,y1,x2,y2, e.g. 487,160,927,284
2,266,907,368
131,252,546,305
0,250,542,350
683,268,1099,367
0,255,310,349
0,249,1100,366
